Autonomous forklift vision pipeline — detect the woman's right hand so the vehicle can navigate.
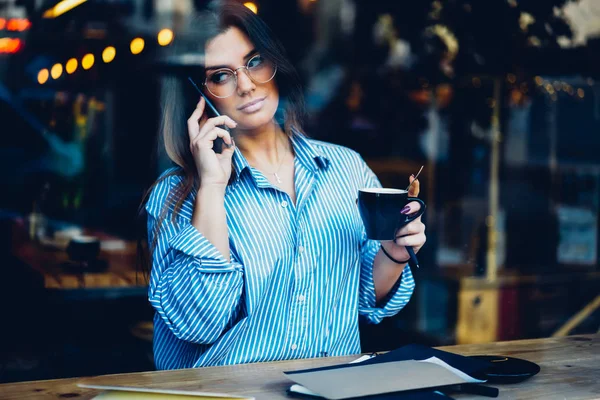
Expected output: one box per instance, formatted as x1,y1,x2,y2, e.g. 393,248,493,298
188,97,237,188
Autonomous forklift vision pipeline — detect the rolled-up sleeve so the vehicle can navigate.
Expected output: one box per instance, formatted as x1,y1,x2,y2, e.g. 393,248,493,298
146,173,244,344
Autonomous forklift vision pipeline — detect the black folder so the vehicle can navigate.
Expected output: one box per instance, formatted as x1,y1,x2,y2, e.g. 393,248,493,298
285,344,498,400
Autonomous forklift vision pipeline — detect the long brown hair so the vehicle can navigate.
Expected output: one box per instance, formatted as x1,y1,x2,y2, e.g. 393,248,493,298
137,0,306,278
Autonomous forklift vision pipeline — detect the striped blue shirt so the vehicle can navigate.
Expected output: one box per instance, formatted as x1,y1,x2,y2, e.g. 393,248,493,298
146,133,415,369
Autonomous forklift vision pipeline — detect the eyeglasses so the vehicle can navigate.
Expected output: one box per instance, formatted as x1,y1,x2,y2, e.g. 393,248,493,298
203,54,277,98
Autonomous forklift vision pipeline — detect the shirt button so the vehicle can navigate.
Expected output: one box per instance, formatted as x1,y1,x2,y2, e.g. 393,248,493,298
291,344,298,350
281,200,288,208
298,245,305,253
298,294,306,302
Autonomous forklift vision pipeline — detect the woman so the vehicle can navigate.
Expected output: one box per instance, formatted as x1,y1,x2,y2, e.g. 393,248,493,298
143,1,426,369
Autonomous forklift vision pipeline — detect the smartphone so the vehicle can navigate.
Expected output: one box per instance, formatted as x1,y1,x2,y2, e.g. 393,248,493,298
187,76,230,154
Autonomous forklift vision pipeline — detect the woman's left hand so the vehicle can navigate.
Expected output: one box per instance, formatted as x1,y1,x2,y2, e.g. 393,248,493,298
382,175,426,262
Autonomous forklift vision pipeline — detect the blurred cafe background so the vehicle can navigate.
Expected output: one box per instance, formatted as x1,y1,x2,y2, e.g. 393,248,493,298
1,0,599,383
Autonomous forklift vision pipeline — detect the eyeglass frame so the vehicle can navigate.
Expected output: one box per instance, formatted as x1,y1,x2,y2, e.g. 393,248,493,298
203,54,277,98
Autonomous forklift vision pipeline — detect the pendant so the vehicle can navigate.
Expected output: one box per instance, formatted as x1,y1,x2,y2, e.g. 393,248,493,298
274,172,282,184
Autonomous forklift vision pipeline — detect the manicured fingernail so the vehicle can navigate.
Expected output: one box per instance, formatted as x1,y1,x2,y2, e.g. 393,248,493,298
401,206,411,214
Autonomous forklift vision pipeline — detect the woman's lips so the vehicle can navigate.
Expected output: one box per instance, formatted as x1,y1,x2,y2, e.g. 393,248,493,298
238,97,266,113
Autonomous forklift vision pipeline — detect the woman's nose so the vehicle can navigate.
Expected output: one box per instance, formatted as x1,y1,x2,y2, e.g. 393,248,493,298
236,69,256,95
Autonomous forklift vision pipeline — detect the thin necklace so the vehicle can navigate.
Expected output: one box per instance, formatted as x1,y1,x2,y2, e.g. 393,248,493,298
272,154,286,184
249,148,286,184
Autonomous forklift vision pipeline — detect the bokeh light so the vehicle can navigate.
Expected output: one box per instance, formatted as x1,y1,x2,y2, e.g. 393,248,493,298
130,38,145,54
66,58,78,74
157,29,174,46
244,2,258,14
51,63,63,79
82,53,95,70
38,69,49,84
102,46,116,63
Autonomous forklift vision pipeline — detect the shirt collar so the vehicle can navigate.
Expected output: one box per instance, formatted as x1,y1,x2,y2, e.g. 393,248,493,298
230,130,330,182
291,131,330,173
231,145,251,182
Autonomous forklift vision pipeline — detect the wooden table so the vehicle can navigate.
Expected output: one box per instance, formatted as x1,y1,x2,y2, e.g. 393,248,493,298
0,335,598,399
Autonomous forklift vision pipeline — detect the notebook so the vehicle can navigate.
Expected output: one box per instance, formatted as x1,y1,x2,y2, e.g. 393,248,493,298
285,357,484,400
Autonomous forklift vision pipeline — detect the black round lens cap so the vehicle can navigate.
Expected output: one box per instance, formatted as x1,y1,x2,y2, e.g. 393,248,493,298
469,355,541,384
